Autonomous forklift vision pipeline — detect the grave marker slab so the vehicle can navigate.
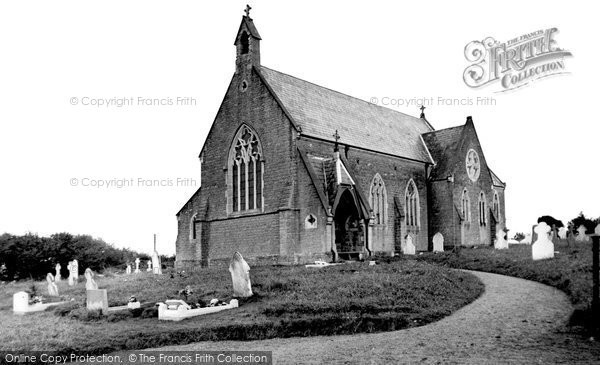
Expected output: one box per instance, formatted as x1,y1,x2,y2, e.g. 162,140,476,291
433,232,444,252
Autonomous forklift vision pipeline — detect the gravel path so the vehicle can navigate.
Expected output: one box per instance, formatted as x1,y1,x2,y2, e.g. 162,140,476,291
156,271,600,364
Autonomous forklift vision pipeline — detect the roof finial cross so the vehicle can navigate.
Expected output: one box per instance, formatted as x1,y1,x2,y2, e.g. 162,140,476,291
419,105,426,118
333,129,340,152
244,4,252,18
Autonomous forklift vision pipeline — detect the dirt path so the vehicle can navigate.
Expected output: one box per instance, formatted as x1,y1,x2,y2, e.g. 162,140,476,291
155,271,600,364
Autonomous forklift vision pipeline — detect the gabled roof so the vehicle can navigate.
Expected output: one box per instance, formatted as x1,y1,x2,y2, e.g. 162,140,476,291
421,125,465,180
233,16,262,44
259,66,434,163
490,169,506,188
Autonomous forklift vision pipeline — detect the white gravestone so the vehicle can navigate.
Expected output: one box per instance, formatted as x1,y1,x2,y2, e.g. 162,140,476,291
146,259,152,272
494,227,509,250
47,273,59,296
134,258,140,274
72,259,79,279
576,225,590,242
84,268,98,290
86,289,108,314
432,232,444,252
125,264,132,274
152,251,161,275
532,222,554,260
228,252,253,298
596,224,600,236
13,291,29,313
55,263,61,282
558,227,568,240
403,235,416,255
67,261,75,286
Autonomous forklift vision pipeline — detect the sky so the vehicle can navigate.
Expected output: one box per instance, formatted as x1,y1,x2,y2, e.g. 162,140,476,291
0,1,598,255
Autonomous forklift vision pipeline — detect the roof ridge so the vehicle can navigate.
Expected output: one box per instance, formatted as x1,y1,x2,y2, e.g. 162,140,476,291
260,65,428,126
422,124,464,135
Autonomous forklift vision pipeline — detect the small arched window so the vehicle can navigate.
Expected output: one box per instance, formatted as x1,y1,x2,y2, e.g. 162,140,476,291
240,32,250,54
461,189,471,223
405,179,420,227
493,191,500,218
369,174,387,225
189,213,198,240
478,191,486,226
229,125,263,213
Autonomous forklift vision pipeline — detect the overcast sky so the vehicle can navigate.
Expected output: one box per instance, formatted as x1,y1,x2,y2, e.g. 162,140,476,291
0,1,597,255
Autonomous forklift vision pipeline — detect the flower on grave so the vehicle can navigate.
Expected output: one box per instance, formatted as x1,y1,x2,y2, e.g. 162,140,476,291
178,285,193,301
29,295,43,305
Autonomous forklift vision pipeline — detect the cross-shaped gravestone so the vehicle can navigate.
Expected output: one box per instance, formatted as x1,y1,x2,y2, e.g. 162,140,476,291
244,4,252,17
576,225,590,242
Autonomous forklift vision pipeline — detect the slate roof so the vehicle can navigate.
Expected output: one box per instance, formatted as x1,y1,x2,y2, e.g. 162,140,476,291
234,16,262,44
259,66,434,163
421,125,465,180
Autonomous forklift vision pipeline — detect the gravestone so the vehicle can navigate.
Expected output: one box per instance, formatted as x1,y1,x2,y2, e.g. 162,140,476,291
532,222,554,260
67,261,76,286
125,264,132,274
147,259,152,272
494,227,508,250
228,252,253,297
558,227,568,240
72,259,79,279
13,291,29,313
86,289,108,314
84,268,98,290
403,235,416,255
432,232,444,252
134,258,140,274
151,251,162,275
576,225,590,242
47,273,59,296
55,263,61,282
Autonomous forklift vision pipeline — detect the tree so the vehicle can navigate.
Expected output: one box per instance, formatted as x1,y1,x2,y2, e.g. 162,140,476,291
537,215,564,229
513,232,525,242
568,212,600,234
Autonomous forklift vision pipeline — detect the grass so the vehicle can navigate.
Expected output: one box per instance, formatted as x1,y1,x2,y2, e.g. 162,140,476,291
0,260,483,355
413,241,597,332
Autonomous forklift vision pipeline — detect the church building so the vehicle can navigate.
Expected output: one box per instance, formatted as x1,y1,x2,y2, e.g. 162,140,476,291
175,11,506,269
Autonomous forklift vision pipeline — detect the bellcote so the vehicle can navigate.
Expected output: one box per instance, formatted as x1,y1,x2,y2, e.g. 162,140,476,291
234,5,261,73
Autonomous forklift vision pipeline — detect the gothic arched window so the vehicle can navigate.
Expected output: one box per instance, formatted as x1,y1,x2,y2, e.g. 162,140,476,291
369,174,387,225
189,213,198,240
461,189,471,223
478,191,486,226
493,191,500,218
405,179,420,227
229,125,263,213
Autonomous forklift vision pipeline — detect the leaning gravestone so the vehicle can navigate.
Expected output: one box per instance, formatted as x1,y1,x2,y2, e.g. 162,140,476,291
47,273,59,296
576,225,590,242
432,232,444,252
55,263,61,282
532,222,554,260
228,252,253,297
558,227,568,240
84,268,98,290
403,235,416,255
494,227,509,250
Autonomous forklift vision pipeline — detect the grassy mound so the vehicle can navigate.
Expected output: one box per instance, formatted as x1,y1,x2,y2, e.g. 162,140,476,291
414,243,596,332
0,260,483,354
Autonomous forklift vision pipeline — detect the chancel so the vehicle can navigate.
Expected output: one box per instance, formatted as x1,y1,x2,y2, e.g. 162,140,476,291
175,7,506,269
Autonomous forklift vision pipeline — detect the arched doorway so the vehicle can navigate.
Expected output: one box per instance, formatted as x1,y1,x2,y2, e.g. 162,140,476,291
334,189,365,260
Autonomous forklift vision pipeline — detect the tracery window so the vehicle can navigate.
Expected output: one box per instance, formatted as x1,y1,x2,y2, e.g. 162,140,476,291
405,179,420,227
369,174,387,225
461,189,471,223
230,125,263,213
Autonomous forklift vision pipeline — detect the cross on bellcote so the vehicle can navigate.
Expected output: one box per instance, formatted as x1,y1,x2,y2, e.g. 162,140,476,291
419,105,426,118
244,4,252,18
333,129,341,152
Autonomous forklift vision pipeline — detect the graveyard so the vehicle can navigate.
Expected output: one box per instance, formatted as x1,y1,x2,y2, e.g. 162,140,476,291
0,258,483,355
